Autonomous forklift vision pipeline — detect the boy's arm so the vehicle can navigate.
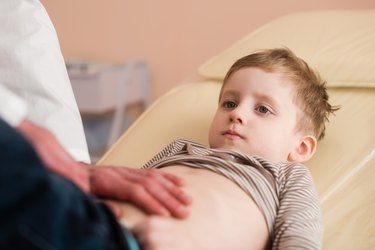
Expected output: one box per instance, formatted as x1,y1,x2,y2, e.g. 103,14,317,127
272,164,323,249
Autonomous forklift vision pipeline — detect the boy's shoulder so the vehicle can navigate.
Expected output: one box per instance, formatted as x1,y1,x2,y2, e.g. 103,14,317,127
274,161,317,193
273,160,310,172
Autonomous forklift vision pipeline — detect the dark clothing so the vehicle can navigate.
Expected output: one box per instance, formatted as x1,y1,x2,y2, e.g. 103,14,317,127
0,119,137,250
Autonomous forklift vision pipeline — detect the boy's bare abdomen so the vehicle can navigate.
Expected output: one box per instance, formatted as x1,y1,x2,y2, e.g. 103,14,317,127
119,165,269,249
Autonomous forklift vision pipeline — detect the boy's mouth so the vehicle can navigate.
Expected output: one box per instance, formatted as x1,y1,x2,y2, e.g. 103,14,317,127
223,130,244,140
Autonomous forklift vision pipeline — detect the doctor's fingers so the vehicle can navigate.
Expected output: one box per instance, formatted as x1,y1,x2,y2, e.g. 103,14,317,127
125,178,191,219
110,168,192,207
114,167,185,186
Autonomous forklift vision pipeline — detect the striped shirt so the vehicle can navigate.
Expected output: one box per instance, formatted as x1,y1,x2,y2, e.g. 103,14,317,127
143,139,323,249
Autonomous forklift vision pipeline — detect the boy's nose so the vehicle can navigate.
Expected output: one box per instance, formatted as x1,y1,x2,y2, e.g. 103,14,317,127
229,108,247,125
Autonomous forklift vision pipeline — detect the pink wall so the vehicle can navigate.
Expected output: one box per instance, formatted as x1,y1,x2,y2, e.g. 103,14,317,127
41,0,375,101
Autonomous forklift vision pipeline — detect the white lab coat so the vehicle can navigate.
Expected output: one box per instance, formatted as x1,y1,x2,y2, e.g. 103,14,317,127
0,0,90,163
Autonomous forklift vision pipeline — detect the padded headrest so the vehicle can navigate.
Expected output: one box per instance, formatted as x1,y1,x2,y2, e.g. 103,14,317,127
199,10,375,88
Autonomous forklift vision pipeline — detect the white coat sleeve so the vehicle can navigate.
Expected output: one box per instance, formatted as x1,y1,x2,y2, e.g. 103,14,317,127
0,0,90,163
0,85,27,127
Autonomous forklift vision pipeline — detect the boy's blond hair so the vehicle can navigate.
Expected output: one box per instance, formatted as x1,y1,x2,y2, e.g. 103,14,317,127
221,48,339,140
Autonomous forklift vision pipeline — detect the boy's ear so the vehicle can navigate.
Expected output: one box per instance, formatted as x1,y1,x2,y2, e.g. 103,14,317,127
288,135,317,163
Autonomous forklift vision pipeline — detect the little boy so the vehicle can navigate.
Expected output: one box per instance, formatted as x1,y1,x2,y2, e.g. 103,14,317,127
120,48,338,250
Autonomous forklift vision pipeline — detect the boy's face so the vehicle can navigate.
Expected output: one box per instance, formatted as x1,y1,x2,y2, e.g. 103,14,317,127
208,67,303,163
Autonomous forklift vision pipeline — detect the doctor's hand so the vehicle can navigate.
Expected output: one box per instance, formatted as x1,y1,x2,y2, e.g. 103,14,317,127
17,119,90,193
89,166,192,219
17,120,191,219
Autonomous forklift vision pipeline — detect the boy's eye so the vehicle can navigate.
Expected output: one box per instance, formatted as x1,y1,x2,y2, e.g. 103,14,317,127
223,101,237,109
255,105,272,114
